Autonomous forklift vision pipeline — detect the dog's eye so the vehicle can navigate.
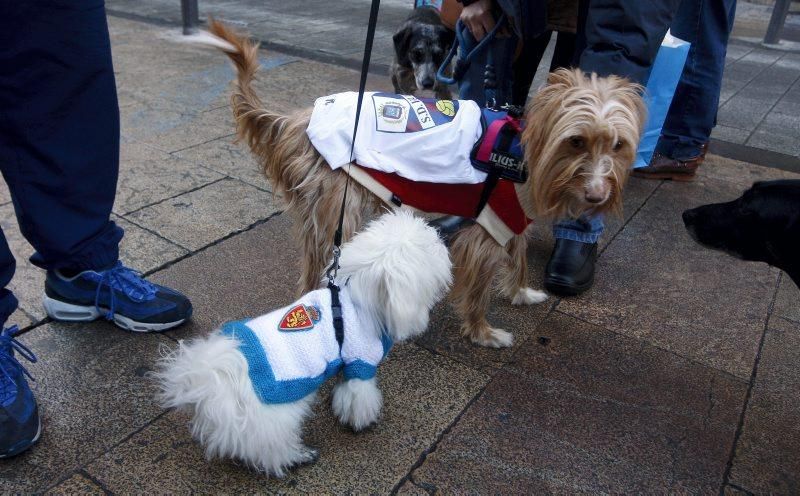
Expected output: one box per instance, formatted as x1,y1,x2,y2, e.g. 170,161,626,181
568,136,585,149
411,49,424,62
613,140,624,151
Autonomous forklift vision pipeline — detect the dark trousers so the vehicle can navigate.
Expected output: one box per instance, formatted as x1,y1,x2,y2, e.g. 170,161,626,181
657,0,738,160
0,0,124,325
576,0,684,85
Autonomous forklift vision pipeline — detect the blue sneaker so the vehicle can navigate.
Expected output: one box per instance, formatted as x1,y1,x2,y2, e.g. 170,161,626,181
43,261,192,332
0,326,41,458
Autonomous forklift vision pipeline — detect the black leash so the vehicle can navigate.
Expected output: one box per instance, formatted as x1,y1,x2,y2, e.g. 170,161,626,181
326,0,381,348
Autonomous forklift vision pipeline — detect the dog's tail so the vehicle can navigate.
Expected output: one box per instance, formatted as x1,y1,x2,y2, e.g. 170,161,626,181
202,20,287,161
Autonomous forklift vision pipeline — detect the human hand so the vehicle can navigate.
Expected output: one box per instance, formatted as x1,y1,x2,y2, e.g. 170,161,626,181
460,0,495,41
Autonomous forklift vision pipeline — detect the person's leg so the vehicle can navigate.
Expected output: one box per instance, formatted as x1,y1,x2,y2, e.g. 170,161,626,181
0,1,191,332
577,0,684,84
637,0,737,180
546,0,681,296
512,30,553,106
550,31,577,72
0,1,123,274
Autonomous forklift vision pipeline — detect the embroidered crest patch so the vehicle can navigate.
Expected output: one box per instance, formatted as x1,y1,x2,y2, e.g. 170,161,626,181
372,93,459,133
278,305,322,332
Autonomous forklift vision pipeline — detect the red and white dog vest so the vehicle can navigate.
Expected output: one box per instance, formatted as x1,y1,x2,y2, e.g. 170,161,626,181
306,92,532,246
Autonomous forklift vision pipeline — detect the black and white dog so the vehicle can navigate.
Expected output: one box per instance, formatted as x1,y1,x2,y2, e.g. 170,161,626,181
683,179,800,287
391,7,454,98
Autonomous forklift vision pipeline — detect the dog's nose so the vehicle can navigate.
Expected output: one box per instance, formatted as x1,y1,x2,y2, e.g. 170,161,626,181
421,78,434,89
584,189,605,204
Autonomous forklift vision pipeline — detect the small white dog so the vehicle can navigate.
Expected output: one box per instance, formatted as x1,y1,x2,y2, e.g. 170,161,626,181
155,211,452,476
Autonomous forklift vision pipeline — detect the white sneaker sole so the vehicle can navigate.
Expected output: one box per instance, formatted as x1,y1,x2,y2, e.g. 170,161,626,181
42,294,185,333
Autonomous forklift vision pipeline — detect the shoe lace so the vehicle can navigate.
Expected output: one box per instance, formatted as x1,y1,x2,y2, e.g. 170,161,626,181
0,326,37,385
94,262,158,321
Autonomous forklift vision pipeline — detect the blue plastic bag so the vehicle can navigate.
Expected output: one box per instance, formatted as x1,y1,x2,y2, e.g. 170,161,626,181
634,33,691,168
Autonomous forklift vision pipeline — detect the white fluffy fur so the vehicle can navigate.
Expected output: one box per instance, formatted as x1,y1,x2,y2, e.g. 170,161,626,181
331,377,383,431
155,211,452,476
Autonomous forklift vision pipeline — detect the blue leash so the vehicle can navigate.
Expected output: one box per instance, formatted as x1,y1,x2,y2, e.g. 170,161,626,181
436,15,507,88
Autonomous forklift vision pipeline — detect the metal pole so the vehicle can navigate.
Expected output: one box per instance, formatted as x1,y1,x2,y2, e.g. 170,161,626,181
764,0,791,45
181,0,199,35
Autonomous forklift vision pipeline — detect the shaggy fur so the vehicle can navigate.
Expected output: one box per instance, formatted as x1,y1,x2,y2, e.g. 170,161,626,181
155,211,453,476
203,20,645,348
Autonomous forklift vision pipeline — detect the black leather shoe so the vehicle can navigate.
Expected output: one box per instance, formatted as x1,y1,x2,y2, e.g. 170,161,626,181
428,216,475,246
544,238,597,296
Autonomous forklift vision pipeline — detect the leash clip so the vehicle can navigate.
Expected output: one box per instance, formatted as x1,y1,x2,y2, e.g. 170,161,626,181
326,245,342,286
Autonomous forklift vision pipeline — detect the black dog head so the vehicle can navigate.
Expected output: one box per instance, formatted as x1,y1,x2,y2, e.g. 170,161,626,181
393,8,454,90
682,179,800,285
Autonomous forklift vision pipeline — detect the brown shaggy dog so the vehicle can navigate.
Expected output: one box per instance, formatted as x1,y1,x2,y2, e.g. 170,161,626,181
205,21,645,348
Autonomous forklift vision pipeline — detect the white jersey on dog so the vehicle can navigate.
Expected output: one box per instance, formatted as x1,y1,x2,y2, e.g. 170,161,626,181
220,287,392,404
306,91,486,184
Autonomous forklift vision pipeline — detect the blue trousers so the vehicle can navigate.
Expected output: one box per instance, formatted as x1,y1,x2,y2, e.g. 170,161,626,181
0,0,124,325
656,0,738,161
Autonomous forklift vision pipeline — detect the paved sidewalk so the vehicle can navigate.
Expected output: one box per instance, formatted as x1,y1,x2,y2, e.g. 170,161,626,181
1,12,799,495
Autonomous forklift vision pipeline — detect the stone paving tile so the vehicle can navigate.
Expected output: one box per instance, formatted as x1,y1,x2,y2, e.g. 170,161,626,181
772,275,800,325
738,61,800,100
113,215,189,272
725,42,754,64
718,96,774,132
85,343,488,494
135,106,237,153
114,142,224,214
125,178,277,251
415,176,659,374
557,169,780,379
396,480,430,495
173,135,270,191
246,59,396,112
147,214,299,342
729,317,800,494
712,124,750,144
700,153,800,187
723,484,751,495
0,180,11,206
0,322,171,493
746,128,800,156
409,313,746,494
43,473,105,495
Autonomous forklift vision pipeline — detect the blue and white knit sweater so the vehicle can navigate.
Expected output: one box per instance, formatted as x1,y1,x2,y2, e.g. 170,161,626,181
220,287,392,404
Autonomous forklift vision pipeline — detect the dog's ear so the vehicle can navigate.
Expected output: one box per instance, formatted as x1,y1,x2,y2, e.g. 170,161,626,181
336,211,452,342
393,22,413,66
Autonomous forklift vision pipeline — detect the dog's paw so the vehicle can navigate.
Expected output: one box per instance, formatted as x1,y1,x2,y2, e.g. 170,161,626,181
471,327,514,348
296,447,320,466
511,287,548,306
332,378,383,432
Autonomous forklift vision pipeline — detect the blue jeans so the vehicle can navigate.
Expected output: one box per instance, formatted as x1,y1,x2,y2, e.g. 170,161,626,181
553,215,605,243
656,0,737,161
0,0,124,325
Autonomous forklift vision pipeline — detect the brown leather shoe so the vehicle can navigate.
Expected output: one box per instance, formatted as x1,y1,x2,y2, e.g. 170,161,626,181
632,143,708,182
